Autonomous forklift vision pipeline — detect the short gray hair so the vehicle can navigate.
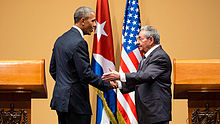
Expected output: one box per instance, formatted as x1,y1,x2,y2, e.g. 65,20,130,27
74,6,95,24
141,25,160,44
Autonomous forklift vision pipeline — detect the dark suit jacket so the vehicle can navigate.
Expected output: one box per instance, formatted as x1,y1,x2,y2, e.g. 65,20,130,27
120,46,172,124
49,27,110,114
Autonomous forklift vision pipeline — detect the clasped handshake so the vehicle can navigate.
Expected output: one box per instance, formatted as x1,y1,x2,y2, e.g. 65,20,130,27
102,68,120,89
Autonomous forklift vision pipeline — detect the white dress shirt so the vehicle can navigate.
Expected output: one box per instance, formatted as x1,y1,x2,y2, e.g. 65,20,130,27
73,25,84,38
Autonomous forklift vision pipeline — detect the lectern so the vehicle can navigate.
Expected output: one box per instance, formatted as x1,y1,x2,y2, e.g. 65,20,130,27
0,59,47,124
174,59,220,123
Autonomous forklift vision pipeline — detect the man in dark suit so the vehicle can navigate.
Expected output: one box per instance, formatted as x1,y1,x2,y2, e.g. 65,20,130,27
49,6,117,124
102,25,172,124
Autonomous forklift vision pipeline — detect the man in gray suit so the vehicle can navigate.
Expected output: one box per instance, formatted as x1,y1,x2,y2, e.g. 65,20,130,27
102,26,172,124
49,6,117,124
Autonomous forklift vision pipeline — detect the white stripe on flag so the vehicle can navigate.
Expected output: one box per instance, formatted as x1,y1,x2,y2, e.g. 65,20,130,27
128,91,135,106
93,54,115,73
133,48,142,63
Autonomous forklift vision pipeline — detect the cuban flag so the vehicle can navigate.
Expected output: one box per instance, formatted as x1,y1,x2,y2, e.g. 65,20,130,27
91,0,117,123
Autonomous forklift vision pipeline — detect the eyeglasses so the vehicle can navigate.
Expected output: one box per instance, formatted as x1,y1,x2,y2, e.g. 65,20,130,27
137,36,151,42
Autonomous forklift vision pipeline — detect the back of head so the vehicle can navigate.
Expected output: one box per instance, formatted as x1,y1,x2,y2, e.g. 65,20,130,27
141,25,160,44
74,6,95,24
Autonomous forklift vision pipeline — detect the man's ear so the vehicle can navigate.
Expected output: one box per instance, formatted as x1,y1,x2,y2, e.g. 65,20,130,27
149,36,154,45
81,18,85,26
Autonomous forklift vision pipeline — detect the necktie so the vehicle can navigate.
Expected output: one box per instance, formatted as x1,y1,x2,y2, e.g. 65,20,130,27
139,56,146,69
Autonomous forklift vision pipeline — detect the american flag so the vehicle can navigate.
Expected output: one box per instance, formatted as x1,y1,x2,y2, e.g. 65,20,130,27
117,0,142,124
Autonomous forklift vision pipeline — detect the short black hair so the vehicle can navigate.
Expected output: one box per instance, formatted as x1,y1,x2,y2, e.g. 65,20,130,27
74,6,95,24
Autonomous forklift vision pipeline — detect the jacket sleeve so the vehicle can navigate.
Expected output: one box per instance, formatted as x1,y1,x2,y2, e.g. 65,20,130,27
120,82,135,94
49,48,56,80
72,41,110,92
125,54,169,86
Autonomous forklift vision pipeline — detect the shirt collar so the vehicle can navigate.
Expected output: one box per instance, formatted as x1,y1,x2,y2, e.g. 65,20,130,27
73,25,84,38
144,44,160,58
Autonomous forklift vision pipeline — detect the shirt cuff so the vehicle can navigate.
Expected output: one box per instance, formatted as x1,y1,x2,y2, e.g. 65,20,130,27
120,73,126,82
116,80,122,89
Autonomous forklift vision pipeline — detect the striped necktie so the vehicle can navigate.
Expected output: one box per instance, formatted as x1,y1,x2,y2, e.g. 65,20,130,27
139,56,146,69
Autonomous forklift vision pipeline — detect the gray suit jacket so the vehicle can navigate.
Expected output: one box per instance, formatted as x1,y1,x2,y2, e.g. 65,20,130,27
49,27,110,114
120,46,172,124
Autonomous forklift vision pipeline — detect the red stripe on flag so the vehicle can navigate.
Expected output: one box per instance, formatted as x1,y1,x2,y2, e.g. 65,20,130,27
120,59,130,73
117,99,131,124
128,52,139,70
123,94,138,120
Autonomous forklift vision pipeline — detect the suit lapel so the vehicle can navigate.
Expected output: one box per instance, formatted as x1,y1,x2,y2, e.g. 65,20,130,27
138,46,162,71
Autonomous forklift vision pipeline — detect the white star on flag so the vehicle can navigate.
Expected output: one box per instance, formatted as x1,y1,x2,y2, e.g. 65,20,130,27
133,21,136,25
129,33,134,38
95,21,108,42
132,1,136,4
127,19,131,24
126,26,129,30
134,14,138,19
131,27,135,31
134,40,138,45
126,46,131,50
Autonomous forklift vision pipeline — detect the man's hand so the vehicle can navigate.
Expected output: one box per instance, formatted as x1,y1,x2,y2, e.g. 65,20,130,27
102,68,120,82
110,81,118,89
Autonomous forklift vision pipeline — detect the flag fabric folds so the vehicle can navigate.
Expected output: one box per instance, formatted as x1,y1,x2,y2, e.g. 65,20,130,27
92,0,117,124
117,0,142,124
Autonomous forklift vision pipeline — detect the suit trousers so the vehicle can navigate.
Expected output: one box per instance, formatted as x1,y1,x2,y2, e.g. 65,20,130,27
56,111,91,124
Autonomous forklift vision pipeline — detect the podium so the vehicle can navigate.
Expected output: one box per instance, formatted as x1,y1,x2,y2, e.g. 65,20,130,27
0,59,47,124
173,59,220,123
